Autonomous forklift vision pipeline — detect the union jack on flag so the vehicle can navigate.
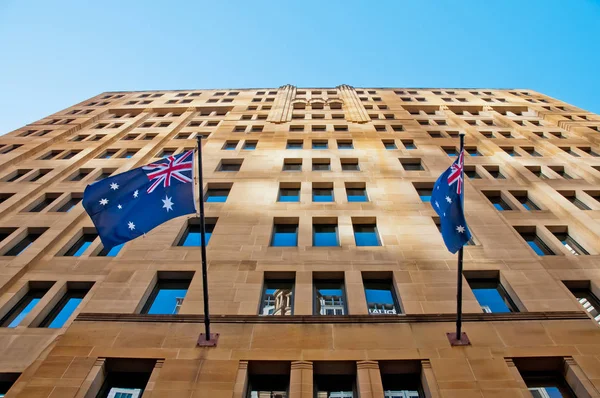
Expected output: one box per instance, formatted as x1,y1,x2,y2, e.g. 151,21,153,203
447,149,464,194
143,150,194,194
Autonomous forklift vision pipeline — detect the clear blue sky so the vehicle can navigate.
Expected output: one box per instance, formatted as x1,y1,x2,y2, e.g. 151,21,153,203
1,0,599,134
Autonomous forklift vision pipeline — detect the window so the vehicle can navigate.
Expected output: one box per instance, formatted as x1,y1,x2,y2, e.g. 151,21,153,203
550,228,588,255
2,229,47,256
96,169,115,181
334,125,348,132
502,147,520,157
363,276,400,314
466,273,517,313
341,158,359,171
120,150,137,159
39,282,93,328
337,140,353,149
313,221,339,247
514,358,577,398
314,374,356,397
563,281,600,324
283,159,302,171
483,165,505,179
95,358,155,398
0,193,14,205
177,218,217,246
141,272,193,314
381,364,424,398
414,183,433,202
312,159,331,171
0,282,53,327
286,140,303,149
402,140,416,150
482,191,512,211
205,184,231,203
271,220,298,247
25,193,60,212
54,194,83,212
443,147,458,157
346,183,368,202
399,158,424,171
464,166,480,179
98,243,124,257
312,140,328,149
516,227,554,256
159,149,176,158
2,169,32,182
217,159,242,172
260,277,294,315
510,191,540,210
243,141,257,150
98,150,118,159
247,366,290,397
312,184,334,202
383,140,397,149
27,169,50,182
353,221,380,246
222,141,238,150
558,191,590,210
0,373,19,397
278,183,300,202
314,278,346,315
63,232,98,256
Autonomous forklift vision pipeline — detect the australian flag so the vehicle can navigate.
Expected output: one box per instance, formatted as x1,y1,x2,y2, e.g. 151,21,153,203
83,150,196,249
431,148,472,253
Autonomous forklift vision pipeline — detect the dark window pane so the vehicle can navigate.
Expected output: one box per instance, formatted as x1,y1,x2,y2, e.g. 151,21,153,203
520,233,554,256
553,233,588,255
313,188,334,202
313,224,339,247
205,188,230,203
4,232,45,256
354,224,380,246
364,280,399,314
1,286,51,327
40,287,91,328
278,188,300,202
271,224,298,247
314,281,346,315
64,234,98,257
347,188,368,202
260,280,294,315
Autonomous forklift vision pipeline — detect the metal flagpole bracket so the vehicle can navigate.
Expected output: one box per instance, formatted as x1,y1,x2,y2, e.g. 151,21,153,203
197,333,219,347
446,332,470,346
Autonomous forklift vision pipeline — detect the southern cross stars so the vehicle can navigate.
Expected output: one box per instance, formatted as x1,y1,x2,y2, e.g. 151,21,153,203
117,204,122,210
128,221,135,230
110,182,119,190
133,190,139,198
445,196,452,203
456,225,465,233
99,198,108,206
162,195,174,212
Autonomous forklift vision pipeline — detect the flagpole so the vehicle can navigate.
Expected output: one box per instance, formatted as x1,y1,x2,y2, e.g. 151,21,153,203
450,132,469,346
196,136,218,346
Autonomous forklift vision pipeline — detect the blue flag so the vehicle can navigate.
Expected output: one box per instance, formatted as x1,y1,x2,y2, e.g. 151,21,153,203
431,149,471,253
83,150,196,249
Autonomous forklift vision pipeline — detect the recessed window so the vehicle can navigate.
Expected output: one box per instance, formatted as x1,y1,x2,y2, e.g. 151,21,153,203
516,227,554,256
95,358,155,398
141,272,193,314
402,140,416,150
0,373,20,397
97,243,124,257
313,220,339,247
0,193,14,205
312,159,331,171
286,140,303,149
363,276,400,314
514,358,578,398
2,229,47,256
278,183,300,202
243,140,257,150
289,125,304,132
260,276,294,315
310,182,333,202
550,228,588,255
502,147,520,157
222,141,238,150
69,169,92,182
24,193,60,212
558,191,590,210
334,125,348,132
383,140,396,149
283,159,302,171
271,220,298,247
177,218,217,246
120,150,138,159
483,165,505,179
63,231,98,257
39,282,93,328
0,282,54,327
353,221,380,246
312,125,326,132
98,150,118,159
381,364,424,398
414,183,433,202
466,273,517,313
399,158,424,171
314,278,346,315
510,191,540,210
563,281,600,324
443,147,458,157
314,374,356,397
337,140,353,149
312,140,328,149
346,183,368,203
205,185,231,203
464,166,480,179
2,169,32,182
217,159,242,172
482,191,513,211
341,158,359,171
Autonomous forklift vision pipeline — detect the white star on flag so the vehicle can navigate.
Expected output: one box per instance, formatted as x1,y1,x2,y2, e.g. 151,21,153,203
456,225,465,233
162,195,174,212
133,190,139,198
435,201,439,208
110,182,119,190
117,204,122,210
445,196,452,203
99,198,108,206
128,221,135,230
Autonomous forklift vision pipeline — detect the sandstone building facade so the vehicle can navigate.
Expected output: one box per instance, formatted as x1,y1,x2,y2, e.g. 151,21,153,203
0,86,599,397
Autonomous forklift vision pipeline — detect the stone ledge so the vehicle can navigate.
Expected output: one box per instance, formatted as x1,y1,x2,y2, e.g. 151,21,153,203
75,311,590,324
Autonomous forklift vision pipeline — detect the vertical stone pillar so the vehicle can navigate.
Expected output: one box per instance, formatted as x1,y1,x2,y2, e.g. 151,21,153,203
143,359,164,394
563,357,598,398
267,84,296,123
356,361,383,398
504,358,530,396
77,358,106,398
420,360,441,398
289,361,313,398
294,271,313,315
337,84,371,123
345,270,368,315
232,360,249,398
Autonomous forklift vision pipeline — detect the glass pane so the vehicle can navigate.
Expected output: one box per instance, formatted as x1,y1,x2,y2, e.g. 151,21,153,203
472,287,512,313
7,298,41,327
261,282,293,315
147,288,188,314
46,297,83,328
313,225,338,247
364,282,397,314
271,225,298,247
279,189,299,202
315,283,345,315
313,189,334,202
354,225,380,246
347,189,367,202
